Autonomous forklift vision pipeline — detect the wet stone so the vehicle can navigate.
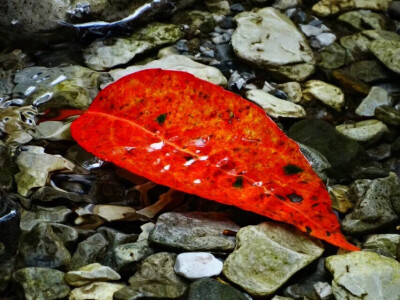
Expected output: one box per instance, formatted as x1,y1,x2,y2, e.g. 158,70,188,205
325,251,400,299
350,60,392,83
114,240,155,272
172,10,215,33
338,10,391,31
13,267,70,300
312,0,391,17
84,23,184,71
355,86,392,117
174,252,223,280
187,278,248,300
232,7,315,81
278,82,302,103
222,222,324,296
288,119,361,178
18,221,71,269
65,263,121,287
298,143,331,181
110,54,227,86
20,205,72,231
302,80,344,111
69,282,126,300
328,185,353,213
317,42,346,69
114,252,188,300
369,39,400,74
335,119,388,142
375,105,400,126
149,212,240,252
342,173,400,235
363,234,400,259
70,233,109,270
246,89,306,118
0,141,17,191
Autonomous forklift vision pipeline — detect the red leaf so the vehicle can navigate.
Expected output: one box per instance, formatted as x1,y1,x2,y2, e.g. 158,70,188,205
71,69,359,251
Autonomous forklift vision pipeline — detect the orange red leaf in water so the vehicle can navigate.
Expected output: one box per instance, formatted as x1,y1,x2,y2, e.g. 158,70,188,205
71,69,359,251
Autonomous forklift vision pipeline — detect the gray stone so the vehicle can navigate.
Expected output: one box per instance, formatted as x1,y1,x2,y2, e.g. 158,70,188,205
245,89,306,118
288,119,361,178
114,240,155,271
317,42,346,69
342,173,400,235
69,282,126,300
338,10,391,31
65,263,121,287
84,22,184,71
278,82,302,103
299,24,323,37
313,282,332,300
187,278,248,300
172,10,215,33
114,252,188,300
363,234,400,259
335,119,388,142
49,223,79,249
20,205,72,231
222,222,324,296
32,120,73,141
298,143,331,181
18,222,71,269
70,233,109,270
315,32,337,47
174,252,223,279
370,39,400,74
303,80,344,111
355,86,392,117
110,54,227,86
13,267,69,300
14,146,75,196
350,60,392,83
325,251,400,300
0,140,17,191
232,7,315,81
149,212,240,252
312,0,391,17
375,105,400,126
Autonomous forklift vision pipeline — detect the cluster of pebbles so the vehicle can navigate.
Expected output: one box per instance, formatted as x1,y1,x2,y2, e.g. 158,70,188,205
1,0,400,299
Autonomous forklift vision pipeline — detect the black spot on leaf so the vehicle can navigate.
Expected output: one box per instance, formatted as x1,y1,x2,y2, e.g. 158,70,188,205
156,113,167,124
284,164,304,175
287,193,303,203
233,176,243,188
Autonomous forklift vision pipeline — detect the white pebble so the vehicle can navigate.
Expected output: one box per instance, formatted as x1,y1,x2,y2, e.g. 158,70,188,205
174,252,223,280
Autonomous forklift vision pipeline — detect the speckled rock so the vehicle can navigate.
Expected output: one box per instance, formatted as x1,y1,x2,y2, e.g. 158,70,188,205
84,23,183,71
114,252,188,300
278,82,302,103
13,267,69,300
350,60,392,83
69,282,126,300
17,222,71,269
338,10,391,31
114,240,155,271
232,7,315,81
325,251,400,300
342,173,400,234
246,89,306,118
355,86,392,116
222,222,324,296
369,40,400,74
317,42,347,69
149,212,240,252
14,146,75,196
187,278,248,300
174,252,223,279
312,0,392,17
335,119,388,142
110,54,227,86
65,263,121,287
70,233,109,270
375,105,400,126
363,234,400,259
302,80,345,111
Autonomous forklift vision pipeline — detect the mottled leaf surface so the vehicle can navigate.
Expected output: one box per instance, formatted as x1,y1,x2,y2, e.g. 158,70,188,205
71,69,358,250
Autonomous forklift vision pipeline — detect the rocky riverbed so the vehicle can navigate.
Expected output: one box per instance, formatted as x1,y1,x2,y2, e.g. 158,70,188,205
1,0,400,299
